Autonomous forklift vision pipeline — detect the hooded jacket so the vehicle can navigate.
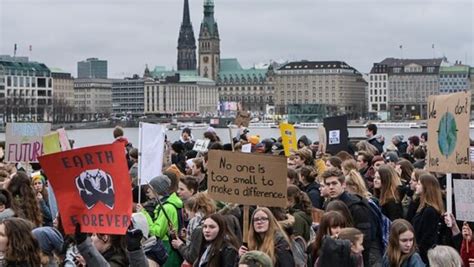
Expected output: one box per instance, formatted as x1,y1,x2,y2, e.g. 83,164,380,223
274,233,295,267
316,236,357,267
142,193,183,240
368,135,385,154
302,182,323,209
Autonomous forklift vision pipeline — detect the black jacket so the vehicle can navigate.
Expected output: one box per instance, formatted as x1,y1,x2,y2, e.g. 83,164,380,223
302,182,323,209
316,236,357,267
194,243,238,267
367,135,384,154
275,234,295,267
395,141,408,155
412,205,441,264
381,199,403,221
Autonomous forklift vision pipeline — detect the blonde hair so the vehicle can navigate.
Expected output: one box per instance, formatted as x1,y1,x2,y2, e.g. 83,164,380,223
345,169,371,199
338,227,363,245
248,207,289,264
184,192,216,216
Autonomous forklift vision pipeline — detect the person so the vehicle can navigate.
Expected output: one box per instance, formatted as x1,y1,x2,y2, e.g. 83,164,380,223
31,172,54,227
129,148,139,186
381,219,425,267
113,126,134,168
179,128,195,152
0,189,14,220
240,207,295,267
286,185,313,242
287,168,301,188
171,141,187,173
326,156,342,170
321,168,374,266
412,148,426,170
238,250,273,267
298,135,312,149
344,169,371,200
299,166,323,209
412,173,444,264
391,134,408,156
384,152,399,169
356,140,379,157
427,245,462,267
191,158,207,192
194,214,239,267
293,148,314,169
32,226,64,266
177,176,198,202
356,151,373,181
0,217,42,266
326,200,354,227
460,222,474,267
366,124,384,154
338,227,365,267
138,175,183,267
405,169,426,222
7,171,44,226
373,165,403,221
407,136,420,156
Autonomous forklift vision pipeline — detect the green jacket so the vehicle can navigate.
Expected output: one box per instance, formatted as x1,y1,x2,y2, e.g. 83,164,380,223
142,193,183,240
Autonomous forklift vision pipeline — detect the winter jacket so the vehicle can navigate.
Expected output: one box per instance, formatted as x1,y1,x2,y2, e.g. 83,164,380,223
179,137,195,153
381,199,403,221
315,236,356,267
39,198,53,227
461,238,474,267
194,243,238,267
395,141,408,155
290,208,313,242
381,252,425,267
274,233,295,267
368,135,385,154
0,208,15,221
77,236,148,267
302,182,323,209
412,205,441,264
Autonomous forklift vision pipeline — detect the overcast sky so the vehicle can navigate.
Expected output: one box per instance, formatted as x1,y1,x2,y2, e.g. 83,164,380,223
1,0,472,78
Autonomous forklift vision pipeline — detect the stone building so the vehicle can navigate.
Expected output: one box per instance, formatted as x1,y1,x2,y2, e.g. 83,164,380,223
74,78,112,120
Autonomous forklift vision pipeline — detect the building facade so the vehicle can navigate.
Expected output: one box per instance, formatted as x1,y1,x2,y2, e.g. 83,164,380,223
112,77,145,116
51,69,75,122
0,55,53,122
439,64,470,94
368,64,389,120
177,0,197,71
77,58,108,79
198,0,220,81
144,74,217,116
274,61,367,120
74,78,112,120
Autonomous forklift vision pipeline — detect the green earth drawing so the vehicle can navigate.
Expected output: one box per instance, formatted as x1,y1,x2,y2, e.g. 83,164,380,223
437,112,458,158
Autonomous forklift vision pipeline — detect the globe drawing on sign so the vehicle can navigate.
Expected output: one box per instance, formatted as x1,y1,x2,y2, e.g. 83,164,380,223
437,112,458,158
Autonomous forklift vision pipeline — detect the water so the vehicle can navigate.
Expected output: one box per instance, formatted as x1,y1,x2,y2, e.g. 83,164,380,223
2,127,473,148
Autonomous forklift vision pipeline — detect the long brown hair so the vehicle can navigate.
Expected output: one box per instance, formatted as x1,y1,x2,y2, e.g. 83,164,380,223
386,219,417,267
248,207,289,264
1,217,41,266
312,211,348,263
397,160,414,183
417,174,444,214
7,171,43,226
287,185,312,216
184,192,216,216
197,213,239,267
376,165,402,205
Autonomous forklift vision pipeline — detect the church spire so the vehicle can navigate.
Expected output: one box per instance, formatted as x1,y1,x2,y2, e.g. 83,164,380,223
177,0,197,70
198,0,220,81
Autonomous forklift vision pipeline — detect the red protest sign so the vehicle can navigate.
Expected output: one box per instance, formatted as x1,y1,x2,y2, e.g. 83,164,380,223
38,143,132,235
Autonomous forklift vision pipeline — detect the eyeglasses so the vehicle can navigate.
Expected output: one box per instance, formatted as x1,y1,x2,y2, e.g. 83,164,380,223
253,217,269,223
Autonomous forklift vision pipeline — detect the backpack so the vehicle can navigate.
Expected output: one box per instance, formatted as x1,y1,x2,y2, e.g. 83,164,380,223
291,235,308,267
367,199,391,252
160,200,186,234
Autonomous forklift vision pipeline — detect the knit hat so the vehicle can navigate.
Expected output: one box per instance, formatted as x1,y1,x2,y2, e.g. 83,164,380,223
131,213,149,239
148,175,171,196
294,148,313,162
385,151,399,163
165,164,184,179
32,227,64,256
392,134,404,143
239,250,273,267
31,172,46,185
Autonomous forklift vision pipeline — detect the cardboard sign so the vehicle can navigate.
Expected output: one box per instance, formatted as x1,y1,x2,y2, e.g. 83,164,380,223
207,150,287,207
38,143,132,235
318,126,327,154
427,91,471,174
5,123,51,163
43,132,62,155
193,139,210,152
139,123,165,184
471,147,474,173
453,179,474,222
279,123,297,157
323,115,348,155
234,110,251,127
57,128,72,151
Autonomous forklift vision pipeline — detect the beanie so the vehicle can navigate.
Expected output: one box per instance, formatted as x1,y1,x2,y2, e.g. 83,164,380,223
32,227,64,256
239,250,273,267
392,134,404,143
148,175,171,196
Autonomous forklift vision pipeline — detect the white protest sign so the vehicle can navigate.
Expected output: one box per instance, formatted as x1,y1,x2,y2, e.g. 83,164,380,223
453,179,474,222
241,143,251,153
5,123,51,163
193,139,210,152
139,123,165,184
328,130,340,145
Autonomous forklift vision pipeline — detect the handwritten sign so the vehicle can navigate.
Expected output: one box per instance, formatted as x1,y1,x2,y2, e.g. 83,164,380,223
279,123,297,157
57,128,72,151
453,179,474,222
43,132,61,155
5,123,51,163
193,139,210,152
207,150,287,207
318,126,327,154
427,91,471,174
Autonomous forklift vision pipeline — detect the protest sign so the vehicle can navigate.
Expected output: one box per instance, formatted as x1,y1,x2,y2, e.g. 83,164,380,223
279,123,297,157
427,91,471,174
193,139,210,152
241,143,251,153
453,179,474,222
207,150,287,207
139,123,165,185
38,143,132,235
234,110,251,127
318,126,327,154
5,123,51,163
43,132,61,155
323,115,348,155
471,147,474,173
57,128,72,151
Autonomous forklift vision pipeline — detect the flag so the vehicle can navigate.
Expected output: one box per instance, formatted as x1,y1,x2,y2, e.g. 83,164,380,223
139,122,165,184
29,45,32,52
38,143,132,235
399,45,403,49
432,44,435,49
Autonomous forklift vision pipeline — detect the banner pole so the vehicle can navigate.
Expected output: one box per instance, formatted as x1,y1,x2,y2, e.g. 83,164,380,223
137,122,143,204
243,205,249,244
446,172,452,214
228,126,234,152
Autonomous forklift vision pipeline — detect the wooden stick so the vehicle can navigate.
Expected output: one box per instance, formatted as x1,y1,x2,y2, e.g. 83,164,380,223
243,205,249,244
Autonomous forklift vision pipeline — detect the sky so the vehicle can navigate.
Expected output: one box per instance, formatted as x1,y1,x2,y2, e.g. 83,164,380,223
0,0,473,78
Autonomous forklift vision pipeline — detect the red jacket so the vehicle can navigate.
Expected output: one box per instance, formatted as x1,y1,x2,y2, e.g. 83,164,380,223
461,239,474,267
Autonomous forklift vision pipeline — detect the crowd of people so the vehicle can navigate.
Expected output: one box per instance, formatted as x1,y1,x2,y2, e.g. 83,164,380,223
0,123,473,267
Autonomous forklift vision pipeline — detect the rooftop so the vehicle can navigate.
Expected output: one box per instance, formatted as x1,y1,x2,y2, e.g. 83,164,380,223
378,57,445,67
439,65,470,73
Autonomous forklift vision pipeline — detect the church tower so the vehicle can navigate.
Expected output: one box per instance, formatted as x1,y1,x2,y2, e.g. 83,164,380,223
198,0,220,81
177,0,197,70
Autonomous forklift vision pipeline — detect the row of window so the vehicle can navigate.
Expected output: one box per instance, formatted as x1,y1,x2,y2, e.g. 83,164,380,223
369,75,387,81
369,96,387,103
